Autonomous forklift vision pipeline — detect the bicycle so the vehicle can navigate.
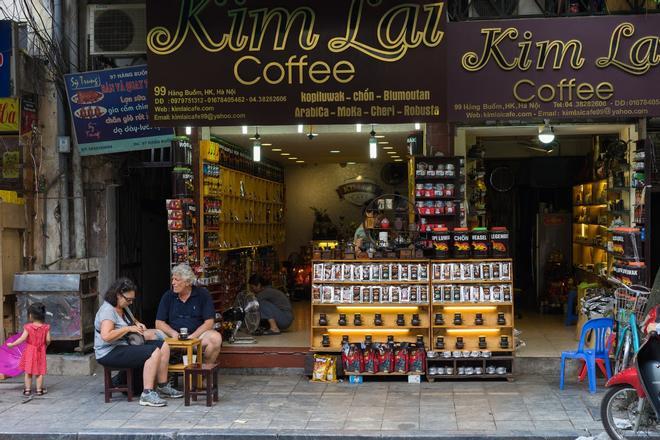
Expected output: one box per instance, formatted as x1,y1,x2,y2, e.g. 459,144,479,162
611,278,650,374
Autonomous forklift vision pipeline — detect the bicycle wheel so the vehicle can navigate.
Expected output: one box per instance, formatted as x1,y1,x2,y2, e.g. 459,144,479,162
614,330,633,374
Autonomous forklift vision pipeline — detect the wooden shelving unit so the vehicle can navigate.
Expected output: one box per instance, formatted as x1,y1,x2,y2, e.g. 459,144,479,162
413,157,464,256
193,139,285,310
429,259,515,380
310,260,430,351
572,180,610,278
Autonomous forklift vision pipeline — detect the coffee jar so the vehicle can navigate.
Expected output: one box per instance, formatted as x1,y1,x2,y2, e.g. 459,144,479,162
452,228,471,258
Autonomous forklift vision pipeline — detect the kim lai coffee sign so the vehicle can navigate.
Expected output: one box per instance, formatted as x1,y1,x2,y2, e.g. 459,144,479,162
446,15,660,122
146,0,447,126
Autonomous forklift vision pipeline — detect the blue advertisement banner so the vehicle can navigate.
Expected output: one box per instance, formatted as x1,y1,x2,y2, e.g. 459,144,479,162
0,21,12,98
64,65,173,156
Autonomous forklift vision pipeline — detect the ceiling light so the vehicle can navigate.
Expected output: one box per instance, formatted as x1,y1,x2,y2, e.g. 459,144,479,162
383,146,394,150
296,160,304,163
378,141,389,145
242,125,248,134
281,153,290,156
298,124,304,133
272,148,282,152
185,126,192,135
414,122,421,130
330,150,341,154
369,125,377,159
347,161,356,165
262,143,272,147
252,128,261,162
375,135,385,139
249,137,256,140
387,151,396,155
288,157,297,160
394,159,403,162
538,119,555,144
356,123,362,133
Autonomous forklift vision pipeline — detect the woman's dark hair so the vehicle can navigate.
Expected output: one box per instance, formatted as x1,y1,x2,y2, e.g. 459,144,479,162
248,274,266,287
104,277,137,307
28,302,46,322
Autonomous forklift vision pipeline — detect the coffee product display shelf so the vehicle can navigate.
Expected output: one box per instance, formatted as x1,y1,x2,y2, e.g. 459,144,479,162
313,281,428,285
430,259,515,380
313,303,427,307
346,371,423,376
311,260,431,352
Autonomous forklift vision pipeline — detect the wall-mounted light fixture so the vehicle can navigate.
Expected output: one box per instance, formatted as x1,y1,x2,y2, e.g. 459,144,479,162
369,125,377,159
252,127,261,162
538,119,555,144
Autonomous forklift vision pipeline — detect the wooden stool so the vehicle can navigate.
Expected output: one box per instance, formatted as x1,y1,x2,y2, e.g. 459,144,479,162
103,366,133,403
184,363,219,407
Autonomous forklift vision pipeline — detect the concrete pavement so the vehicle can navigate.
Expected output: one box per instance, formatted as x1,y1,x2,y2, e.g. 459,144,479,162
0,372,608,439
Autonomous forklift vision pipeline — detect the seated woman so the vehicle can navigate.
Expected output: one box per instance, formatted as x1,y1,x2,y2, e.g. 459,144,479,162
248,275,294,335
94,278,183,407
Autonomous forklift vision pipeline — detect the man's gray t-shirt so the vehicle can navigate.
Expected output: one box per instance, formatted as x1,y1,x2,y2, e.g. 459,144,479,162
257,287,292,313
94,301,129,359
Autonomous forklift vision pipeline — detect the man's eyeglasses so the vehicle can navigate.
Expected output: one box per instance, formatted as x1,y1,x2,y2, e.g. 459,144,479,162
120,293,135,303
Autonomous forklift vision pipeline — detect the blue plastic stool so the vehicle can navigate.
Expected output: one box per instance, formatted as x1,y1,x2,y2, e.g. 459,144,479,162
565,289,578,326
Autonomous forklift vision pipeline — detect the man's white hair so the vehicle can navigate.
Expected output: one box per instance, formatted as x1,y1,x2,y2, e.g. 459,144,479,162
171,264,196,285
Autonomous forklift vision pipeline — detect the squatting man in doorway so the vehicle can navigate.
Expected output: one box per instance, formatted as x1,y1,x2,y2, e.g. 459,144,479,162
155,264,223,363
248,274,294,335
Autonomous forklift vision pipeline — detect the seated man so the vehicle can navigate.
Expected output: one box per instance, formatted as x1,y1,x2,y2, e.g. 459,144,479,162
248,275,293,335
155,264,222,363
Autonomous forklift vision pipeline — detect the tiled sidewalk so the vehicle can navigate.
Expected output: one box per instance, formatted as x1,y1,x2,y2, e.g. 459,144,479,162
0,372,606,439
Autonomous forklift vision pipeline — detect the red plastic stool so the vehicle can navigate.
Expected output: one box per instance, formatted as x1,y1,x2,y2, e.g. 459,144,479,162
578,332,615,382
577,359,609,382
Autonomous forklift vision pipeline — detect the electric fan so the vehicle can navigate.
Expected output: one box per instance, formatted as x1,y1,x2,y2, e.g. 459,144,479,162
221,291,260,344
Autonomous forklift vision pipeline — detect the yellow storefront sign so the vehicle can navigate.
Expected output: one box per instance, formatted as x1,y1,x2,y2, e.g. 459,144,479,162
0,98,19,133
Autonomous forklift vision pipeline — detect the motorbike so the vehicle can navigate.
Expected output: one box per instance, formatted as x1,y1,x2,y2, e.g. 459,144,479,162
601,326,660,439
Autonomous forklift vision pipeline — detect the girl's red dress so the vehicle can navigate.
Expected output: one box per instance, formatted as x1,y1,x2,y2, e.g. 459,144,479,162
18,323,49,375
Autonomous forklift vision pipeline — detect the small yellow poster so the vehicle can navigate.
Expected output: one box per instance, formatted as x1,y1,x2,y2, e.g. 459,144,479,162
2,150,19,179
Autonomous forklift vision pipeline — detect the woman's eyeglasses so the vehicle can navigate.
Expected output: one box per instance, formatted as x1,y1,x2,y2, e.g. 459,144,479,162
120,293,135,303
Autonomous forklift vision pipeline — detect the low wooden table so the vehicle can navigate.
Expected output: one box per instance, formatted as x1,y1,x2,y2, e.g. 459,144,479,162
165,337,203,387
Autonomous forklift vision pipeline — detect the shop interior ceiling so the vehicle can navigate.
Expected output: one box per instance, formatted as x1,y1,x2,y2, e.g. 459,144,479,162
211,122,634,164
210,124,416,165
466,123,632,158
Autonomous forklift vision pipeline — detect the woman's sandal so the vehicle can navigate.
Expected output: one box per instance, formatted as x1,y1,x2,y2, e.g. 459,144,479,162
22,389,31,396
35,389,46,396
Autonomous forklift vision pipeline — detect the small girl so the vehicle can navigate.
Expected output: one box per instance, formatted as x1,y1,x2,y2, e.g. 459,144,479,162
8,303,51,396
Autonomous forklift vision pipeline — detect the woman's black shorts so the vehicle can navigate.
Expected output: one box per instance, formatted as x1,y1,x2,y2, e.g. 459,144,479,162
97,340,164,369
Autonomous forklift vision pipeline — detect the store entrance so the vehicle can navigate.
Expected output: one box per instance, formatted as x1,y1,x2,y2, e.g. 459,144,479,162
467,124,638,357
211,124,416,353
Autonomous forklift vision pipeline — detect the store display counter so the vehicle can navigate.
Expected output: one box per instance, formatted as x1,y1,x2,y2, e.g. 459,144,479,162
311,258,515,380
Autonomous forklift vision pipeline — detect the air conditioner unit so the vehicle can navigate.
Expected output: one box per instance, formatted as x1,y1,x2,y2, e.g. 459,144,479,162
88,4,146,56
